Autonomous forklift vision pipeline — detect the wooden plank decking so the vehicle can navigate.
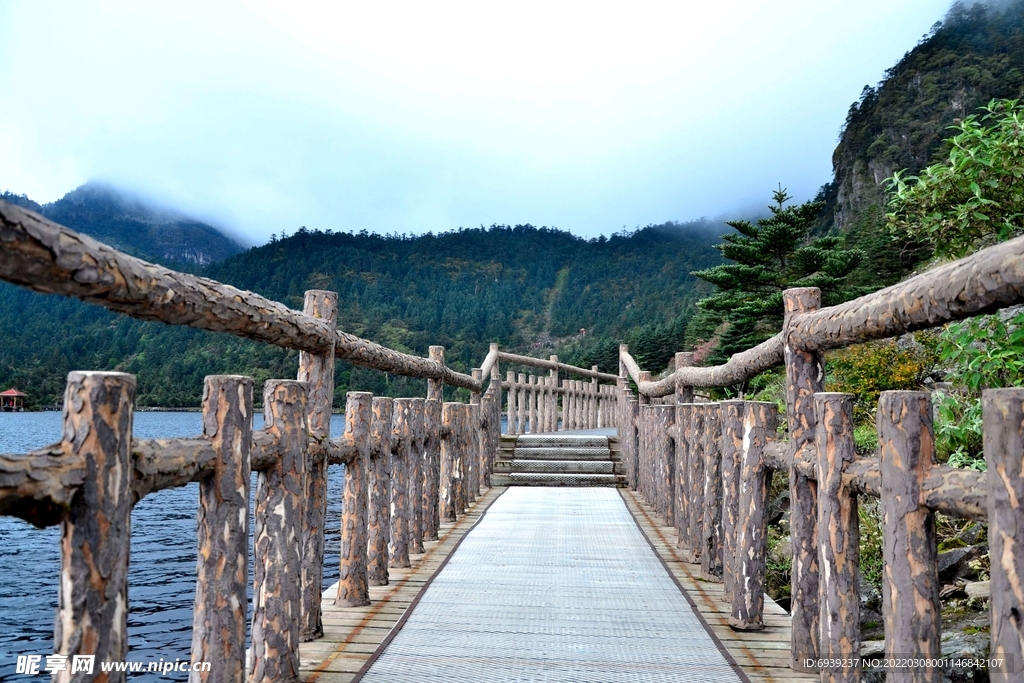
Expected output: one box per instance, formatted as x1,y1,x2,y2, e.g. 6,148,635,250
300,484,815,683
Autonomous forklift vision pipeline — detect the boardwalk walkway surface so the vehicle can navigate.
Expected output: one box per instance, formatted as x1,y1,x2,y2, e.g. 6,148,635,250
331,487,752,683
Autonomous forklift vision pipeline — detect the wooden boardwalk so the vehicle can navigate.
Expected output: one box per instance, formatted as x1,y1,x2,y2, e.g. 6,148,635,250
301,485,814,683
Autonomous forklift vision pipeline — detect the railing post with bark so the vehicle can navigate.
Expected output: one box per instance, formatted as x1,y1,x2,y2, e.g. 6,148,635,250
550,355,559,431
983,388,1024,682
685,404,706,564
409,398,426,553
878,391,941,678
336,392,374,606
423,398,441,541
389,398,413,569
675,402,694,553
784,287,823,669
719,399,745,605
701,403,723,582
440,402,459,522
251,379,307,683
192,375,253,683
730,401,776,631
814,392,859,683
297,289,338,642
367,397,394,585
55,372,135,683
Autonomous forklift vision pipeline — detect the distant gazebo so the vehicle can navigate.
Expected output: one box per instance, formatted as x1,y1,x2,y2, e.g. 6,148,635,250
1,389,26,412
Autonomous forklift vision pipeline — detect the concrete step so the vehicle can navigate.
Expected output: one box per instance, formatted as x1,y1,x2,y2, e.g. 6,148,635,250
510,447,613,460
490,472,627,487
494,459,622,475
513,436,609,448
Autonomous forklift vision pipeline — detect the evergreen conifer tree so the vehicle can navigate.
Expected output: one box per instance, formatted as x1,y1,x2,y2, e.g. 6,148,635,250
692,187,863,361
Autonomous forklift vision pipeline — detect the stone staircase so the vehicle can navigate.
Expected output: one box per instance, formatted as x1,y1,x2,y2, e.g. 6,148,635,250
491,433,626,487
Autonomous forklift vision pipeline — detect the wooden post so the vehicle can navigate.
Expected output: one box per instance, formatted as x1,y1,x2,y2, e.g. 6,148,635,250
440,402,458,522
367,397,393,585
506,371,517,434
465,402,478,504
457,403,470,512
675,403,694,552
55,372,135,683
675,352,694,404
389,398,412,569
428,346,445,402
983,388,1024,683
784,287,823,668
530,375,539,433
638,405,649,503
191,375,252,683
550,355,559,431
701,403,723,582
516,373,527,436
638,371,651,406
576,380,585,429
877,391,941,681
470,372,482,499
472,368,485,495
719,399,744,605
298,289,337,641
687,404,706,564
730,401,776,631
627,394,639,490
591,367,600,428
250,379,306,683
423,398,442,540
408,398,426,554
652,405,675,523
814,393,859,683
336,392,373,606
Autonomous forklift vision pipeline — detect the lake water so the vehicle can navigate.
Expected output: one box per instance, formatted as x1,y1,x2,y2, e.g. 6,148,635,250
0,411,347,682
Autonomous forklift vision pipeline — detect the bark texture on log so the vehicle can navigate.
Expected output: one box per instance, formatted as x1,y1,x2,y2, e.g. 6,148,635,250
389,399,413,569
440,403,458,522
649,405,675,525
730,401,776,632
132,438,215,501
687,405,706,563
784,287,822,669
336,392,373,606
701,403,723,582
675,352,695,405
878,391,941,683
814,393,860,683
367,397,393,586
55,372,135,683
496,351,618,381
675,403,694,553
251,380,306,683
409,398,426,554
298,290,336,642
1,444,83,527
191,376,252,683
719,400,744,606
506,372,517,435
983,388,1024,682
624,336,784,395
423,398,442,541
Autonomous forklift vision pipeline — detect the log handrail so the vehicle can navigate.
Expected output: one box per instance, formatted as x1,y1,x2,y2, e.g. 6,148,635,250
0,199,479,391
495,351,619,382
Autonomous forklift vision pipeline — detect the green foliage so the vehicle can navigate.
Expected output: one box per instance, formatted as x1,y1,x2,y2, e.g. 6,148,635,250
931,309,1024,469
692,187,863,363
887,99,1024,259
858,498,885,594
825,336,940,424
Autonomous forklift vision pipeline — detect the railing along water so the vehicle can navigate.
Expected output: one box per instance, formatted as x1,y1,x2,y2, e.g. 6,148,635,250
0,199,505,683
613,234,1024,682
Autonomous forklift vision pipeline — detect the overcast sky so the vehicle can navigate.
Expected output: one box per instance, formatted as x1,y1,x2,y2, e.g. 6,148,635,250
0,0,951,244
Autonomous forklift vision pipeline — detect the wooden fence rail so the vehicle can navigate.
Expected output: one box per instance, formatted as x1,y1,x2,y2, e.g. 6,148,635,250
617,252,1024,681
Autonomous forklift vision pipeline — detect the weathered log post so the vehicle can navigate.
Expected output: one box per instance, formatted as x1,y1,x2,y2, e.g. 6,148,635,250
389,398,413,569
465,401,479,504
638,405,650,503
701,403,723,582
423,398,442,539
638,371,651,406
549,356,559,431
409,398,426,554
565,379,575,430
686,404,706,564
428,346,445,402
719,399,745,605
651,405,675,523
298,289,337,642
517,373,527,436
675,352,695,404
250,380,307,683
458,403,471,512
55,372,135,683
576,380,586,429
539,375,549,433
597,383,606,428
675,403,694,552
590,367,600,428
440,402,459,522
191,375,253,683
877,391,941,680
814,392,859,683
471,368,484,497
730,400,776,631
335,392,373,606
784,287,823,668
983,388,1024,683
367,397,394,585
530,375,539,434
506,371,516,434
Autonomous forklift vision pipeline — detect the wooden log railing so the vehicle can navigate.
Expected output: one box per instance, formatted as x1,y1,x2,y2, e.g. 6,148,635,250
0,199,513,683
615,232,1024,682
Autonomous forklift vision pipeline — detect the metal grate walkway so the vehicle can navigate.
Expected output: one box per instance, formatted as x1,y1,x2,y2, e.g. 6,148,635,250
354,488,747,682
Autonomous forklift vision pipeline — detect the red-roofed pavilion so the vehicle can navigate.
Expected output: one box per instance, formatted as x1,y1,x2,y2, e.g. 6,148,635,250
1,388,26,411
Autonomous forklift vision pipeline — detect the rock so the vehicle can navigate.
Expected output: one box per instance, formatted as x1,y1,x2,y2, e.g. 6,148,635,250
965,580,990,600
938,546,978,581
858,575,882,611
959,523,987,546
941,629,991,683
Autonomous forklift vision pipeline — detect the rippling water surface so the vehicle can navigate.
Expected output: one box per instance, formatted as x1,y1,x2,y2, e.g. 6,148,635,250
0,411,346,682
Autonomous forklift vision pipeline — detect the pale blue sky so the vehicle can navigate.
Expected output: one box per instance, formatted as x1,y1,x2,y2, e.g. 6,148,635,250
0,0,950,244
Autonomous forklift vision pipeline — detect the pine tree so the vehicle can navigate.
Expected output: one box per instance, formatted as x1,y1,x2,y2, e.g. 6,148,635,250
692,187,863,361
